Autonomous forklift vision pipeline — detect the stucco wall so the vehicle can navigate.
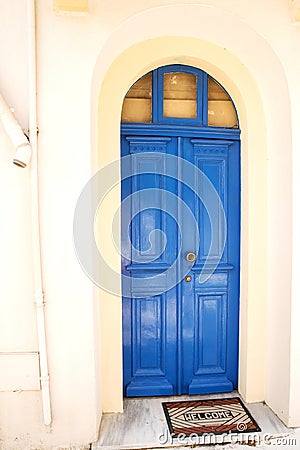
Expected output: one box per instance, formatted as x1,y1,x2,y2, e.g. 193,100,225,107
0,0,299,448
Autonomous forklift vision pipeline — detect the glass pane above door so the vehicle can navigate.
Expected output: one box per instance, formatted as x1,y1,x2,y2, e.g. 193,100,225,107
121,72,152,122
120,67,240,129
163,72,197,119
208,76,238,127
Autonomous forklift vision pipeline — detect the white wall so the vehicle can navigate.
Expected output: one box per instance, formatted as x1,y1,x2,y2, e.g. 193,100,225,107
0,0,299,448
0,1,102,448
0,2,41,445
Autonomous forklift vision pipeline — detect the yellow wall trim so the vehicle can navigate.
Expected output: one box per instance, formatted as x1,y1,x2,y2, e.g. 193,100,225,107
292,0,300,21
53,0,88,13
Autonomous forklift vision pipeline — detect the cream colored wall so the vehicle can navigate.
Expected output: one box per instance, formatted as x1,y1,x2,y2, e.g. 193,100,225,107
0,0,299,448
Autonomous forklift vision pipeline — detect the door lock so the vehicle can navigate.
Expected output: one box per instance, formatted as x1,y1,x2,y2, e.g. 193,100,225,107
186,252,196,263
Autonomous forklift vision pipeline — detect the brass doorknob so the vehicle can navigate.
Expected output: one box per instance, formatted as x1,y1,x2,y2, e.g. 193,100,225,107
186,252,196,263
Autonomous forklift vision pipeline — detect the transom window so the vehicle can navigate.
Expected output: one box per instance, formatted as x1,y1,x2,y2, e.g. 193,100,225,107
121,65,238,128
163,72,197,119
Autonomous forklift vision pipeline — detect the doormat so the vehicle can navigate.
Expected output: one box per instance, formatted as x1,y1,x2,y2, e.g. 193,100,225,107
162,397,261,437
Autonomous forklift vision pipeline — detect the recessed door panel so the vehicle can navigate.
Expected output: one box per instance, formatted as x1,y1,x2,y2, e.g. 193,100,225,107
196,293,227,373
133,296,164,376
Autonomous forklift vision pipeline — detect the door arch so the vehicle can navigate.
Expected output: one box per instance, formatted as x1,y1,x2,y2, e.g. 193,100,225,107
121,64,240,396
94,32,274,415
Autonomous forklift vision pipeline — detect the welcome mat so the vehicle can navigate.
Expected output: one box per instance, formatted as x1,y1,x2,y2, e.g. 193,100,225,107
162,397,261,437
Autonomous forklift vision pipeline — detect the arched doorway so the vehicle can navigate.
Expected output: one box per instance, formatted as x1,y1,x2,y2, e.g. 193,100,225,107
121,64,240,397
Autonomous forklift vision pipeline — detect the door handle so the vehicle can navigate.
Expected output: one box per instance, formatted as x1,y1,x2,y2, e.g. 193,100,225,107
186,252,196,263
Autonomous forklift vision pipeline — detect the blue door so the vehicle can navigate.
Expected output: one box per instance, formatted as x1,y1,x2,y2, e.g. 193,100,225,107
121,65,240,396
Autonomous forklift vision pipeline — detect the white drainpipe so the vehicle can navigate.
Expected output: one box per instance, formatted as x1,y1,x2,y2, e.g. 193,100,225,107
0,0,52,426
0,95,32,167
27,0,52,426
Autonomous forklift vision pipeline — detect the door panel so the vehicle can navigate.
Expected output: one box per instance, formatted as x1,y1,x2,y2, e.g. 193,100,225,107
189,139,231,264
182,280,232,394
131,153,166,262
181,137,239,394
122,135,178,396
124,291,177,396
122,132,240,397
196,293,226,372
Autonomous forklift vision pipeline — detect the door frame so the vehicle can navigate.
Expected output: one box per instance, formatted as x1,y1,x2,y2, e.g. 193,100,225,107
120,64,240,397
